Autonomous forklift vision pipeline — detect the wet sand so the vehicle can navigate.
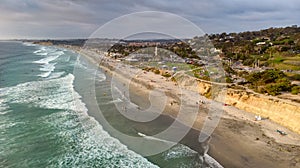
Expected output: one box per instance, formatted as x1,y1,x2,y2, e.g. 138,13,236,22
60,45,300,168
128,74,300,168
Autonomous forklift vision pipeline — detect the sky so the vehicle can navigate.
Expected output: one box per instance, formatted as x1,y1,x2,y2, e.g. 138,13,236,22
0,0,299,39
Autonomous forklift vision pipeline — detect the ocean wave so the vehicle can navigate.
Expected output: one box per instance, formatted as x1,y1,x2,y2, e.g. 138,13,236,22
34,55,60,64
43,110,159,168
1,42,158,167
33,49,42,54
37,71,52,78
0,71,158,167
33,47,65,78
0,121,25,130
59,55,70,62
163,144,197,160
47,71,65,79
74,58,107,82
36,52,48,56
0,74,86,112
0,97,10,113
22,42,37,47
37,63,57,78
96,72,106,81
33,47,63,58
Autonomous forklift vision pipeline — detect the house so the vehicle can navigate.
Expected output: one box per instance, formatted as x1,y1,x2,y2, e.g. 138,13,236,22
256,41,266,45
291,81,300,86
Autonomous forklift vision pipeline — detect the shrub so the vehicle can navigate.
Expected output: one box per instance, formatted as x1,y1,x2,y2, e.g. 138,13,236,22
226,77,233,83
199,76,210,81
193,73,200,78
245,70,292,95
264,78,291,95
291,86,300,94
162,72,171,78
265,84,280,96
290,74,300,81
154,69,160,74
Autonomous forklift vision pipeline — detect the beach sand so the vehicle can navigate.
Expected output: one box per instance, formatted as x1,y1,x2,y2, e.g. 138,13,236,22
64,46,300,168
120,66,300,168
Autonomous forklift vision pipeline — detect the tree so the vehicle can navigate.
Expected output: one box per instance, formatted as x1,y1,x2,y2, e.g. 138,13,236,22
267,46,276,58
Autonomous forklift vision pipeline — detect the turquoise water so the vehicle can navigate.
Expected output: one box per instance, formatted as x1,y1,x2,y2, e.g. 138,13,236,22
0,42,218,168
0,42,159,167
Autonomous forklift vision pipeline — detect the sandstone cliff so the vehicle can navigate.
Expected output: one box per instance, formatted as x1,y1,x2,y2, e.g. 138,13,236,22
174,73,300,134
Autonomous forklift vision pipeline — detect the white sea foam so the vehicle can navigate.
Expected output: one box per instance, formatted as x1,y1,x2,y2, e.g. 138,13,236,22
0,72,158,167
0,111,10,115
34,55,60,64
96,72,106,81
1,42,160,167
34,46,46,52
40,62,56,72
22,42,37,47
74,58,107,82
36,52,48,56
59,55,70,62
0,98,9,112
52,51,64,56
43,109,159,167
37,63,56,78
163,144,196,160
33,49,42,54
0,73,85,114
205,154,224,168
0,106,9,112
0,74,87,113
0,121,25,129
38,71,52,78
137,132,224,167
47,71,65,79
33,47,65,78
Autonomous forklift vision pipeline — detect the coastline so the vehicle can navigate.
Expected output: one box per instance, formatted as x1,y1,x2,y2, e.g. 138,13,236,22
58,44,300,167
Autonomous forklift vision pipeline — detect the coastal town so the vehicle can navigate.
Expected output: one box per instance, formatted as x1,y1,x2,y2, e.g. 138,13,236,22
28,26,300,133
31,25,300,100
25,26,300,164
23,25,300,167
3,0,300,167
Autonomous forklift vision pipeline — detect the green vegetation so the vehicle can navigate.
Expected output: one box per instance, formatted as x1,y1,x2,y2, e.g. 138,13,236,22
265,55,300,70
272,57,284,63
245,70,292,95
161,71,172,78
142,66,161,74
225,77,233,83
154,69,160,74
162,73,172,78
288,73,300,81
105,25,300,96
291,86,300,95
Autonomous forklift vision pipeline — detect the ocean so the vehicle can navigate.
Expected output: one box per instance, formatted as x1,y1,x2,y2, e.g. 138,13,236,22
0,41,219,168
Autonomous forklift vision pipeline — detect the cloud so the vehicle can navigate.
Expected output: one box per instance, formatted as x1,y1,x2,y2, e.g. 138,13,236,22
0,0,299,39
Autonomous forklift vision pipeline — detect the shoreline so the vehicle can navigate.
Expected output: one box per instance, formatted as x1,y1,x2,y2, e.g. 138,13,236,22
56,44,300,167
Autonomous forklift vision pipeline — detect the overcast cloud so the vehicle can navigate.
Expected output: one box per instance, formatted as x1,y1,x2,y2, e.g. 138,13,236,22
0,0,299,39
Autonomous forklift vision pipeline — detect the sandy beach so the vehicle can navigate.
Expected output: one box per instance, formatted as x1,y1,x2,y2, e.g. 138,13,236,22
3,1,300,167
63,45,300,168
